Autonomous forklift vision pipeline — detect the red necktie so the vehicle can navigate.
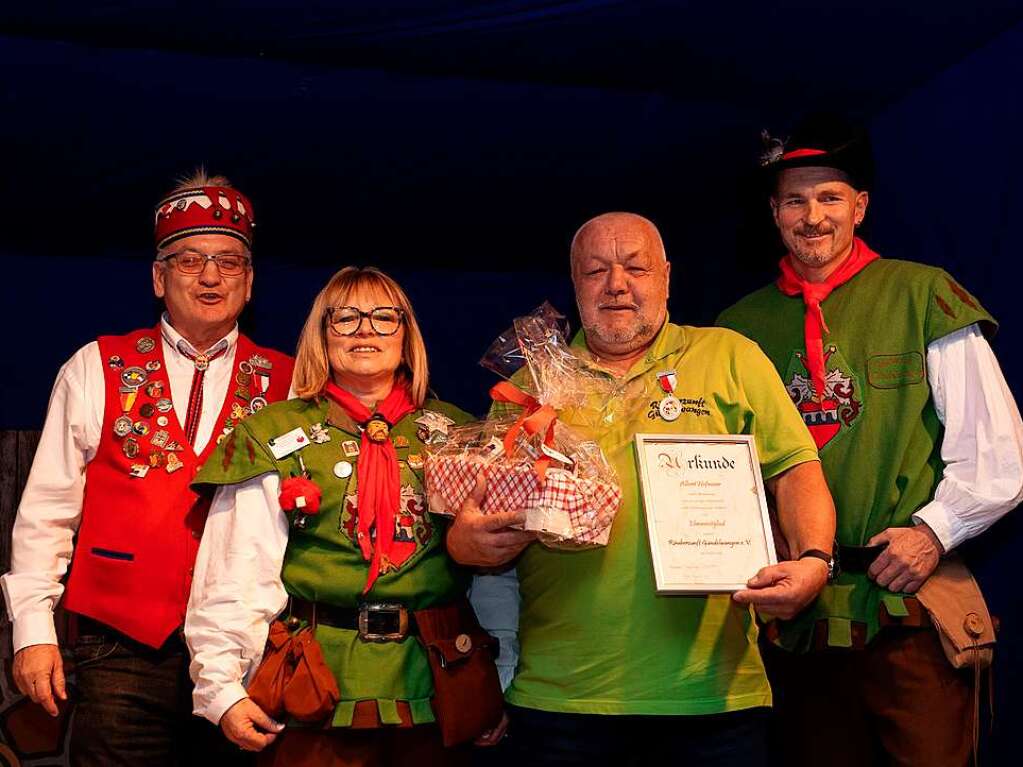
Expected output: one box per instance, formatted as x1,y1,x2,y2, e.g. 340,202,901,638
176,340,229,446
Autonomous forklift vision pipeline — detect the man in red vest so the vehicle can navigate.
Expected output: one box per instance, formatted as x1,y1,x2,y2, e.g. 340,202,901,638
2,172,294,765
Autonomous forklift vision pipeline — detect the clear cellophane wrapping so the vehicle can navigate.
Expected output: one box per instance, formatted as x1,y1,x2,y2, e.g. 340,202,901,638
424,304,623,548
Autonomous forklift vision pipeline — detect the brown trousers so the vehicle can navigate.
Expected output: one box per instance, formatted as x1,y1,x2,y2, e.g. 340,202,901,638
256,725,471,767
761,627,974,767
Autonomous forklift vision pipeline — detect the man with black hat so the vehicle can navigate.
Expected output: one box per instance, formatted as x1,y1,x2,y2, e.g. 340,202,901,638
717,115,1023,766
1,172,294,765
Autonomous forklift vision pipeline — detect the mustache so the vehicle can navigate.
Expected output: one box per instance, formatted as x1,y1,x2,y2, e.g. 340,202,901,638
795,224,834,237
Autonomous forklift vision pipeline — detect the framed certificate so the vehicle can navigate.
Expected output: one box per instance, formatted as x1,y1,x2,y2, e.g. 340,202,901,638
634,434,776,594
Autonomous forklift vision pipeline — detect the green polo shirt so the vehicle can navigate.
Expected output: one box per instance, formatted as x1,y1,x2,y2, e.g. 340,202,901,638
504,320,818,715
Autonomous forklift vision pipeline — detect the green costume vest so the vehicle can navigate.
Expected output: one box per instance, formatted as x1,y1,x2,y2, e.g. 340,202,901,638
194,395,472,726
718,258,995,650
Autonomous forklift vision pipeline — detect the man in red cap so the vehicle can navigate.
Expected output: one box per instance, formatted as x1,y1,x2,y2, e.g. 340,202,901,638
718,115,1023,766
2,172,294,765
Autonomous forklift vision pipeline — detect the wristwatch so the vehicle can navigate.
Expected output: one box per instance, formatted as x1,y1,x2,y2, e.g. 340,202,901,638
798,548,838,582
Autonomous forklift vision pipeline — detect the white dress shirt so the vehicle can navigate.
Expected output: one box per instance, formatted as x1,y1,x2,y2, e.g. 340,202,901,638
468,324,1023,681
912,325,1023,548
1,315,240,653
185,474,289,724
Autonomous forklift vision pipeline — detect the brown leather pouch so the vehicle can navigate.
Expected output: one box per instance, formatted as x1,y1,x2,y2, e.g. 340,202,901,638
247,620,293,718
916,554,996,762
282,628,341,721
247,619,341,723
415,600,503,747
916,555,995,670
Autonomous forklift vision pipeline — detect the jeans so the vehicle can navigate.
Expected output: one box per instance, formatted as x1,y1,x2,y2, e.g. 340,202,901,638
70,619,251,767
495,705,769,767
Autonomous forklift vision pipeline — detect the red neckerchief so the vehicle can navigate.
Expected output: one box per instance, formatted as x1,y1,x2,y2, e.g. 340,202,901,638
776,237,880,402
324,380,417,592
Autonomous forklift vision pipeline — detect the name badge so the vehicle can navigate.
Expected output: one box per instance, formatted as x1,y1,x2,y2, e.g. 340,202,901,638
268,427,310,459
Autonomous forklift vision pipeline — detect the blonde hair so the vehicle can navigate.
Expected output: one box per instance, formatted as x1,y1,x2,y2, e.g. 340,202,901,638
292,267,430,406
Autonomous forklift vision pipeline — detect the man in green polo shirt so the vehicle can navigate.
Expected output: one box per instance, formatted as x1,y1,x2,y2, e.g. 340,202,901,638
449,212,836,765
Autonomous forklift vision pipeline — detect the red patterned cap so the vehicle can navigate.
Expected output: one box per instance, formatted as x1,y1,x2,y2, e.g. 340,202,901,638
154,186,255,250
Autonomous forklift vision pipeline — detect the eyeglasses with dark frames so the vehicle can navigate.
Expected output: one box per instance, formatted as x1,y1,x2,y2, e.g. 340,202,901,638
326,306,405,336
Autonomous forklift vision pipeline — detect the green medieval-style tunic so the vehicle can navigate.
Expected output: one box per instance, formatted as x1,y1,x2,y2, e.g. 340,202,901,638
193,394,472,726
718,258,995,650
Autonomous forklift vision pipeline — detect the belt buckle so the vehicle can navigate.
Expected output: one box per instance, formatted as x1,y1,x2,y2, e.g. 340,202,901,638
358,602,408,642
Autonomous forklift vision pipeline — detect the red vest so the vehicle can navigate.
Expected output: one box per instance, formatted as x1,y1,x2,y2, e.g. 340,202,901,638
63,326,293,647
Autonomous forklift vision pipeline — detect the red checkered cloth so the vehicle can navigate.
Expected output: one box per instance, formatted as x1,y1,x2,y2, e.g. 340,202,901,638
425,454,621,546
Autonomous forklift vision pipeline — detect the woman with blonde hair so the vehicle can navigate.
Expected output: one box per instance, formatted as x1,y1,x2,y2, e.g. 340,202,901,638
185,266,502,765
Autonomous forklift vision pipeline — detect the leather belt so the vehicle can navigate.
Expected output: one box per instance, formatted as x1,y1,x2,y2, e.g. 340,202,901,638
288,598,418,642
838,543,888,573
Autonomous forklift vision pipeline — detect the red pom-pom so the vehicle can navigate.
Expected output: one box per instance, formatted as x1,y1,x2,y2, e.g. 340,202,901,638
279,476,322,515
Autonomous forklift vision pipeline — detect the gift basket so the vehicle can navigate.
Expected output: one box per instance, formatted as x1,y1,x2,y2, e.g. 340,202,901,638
425,304,623,548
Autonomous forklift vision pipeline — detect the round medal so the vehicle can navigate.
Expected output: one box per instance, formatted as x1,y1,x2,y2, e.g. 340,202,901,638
133,420,150,436
136,336,155,354
139,403,156,418
333,461,353,479
249,396,268,412
156,398,173,413
113,415,133,438
235,371,252,386
108,355,124,369
658,395,682,422
120,366,148,388
239,361,254,375
156,415,169,427
145,382,164,398
145,360,162,372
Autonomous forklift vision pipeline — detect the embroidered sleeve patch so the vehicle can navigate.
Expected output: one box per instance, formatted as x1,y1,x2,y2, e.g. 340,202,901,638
934,294,956,319
946,277,980,310
867,352,925,389
221,431,237,471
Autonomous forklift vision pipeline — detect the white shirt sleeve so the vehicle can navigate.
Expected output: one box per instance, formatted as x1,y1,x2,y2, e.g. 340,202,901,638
913,324,1023,550
185,472,290,725
1,342,104,652
468,569,520,691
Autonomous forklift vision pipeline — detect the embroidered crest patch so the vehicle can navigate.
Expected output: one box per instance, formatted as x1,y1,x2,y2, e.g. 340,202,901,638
784,344,864,450
340,483,434,573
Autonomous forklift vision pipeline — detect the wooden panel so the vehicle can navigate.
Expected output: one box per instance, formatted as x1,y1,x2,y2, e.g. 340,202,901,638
0,430,42,662
0,430,41,572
